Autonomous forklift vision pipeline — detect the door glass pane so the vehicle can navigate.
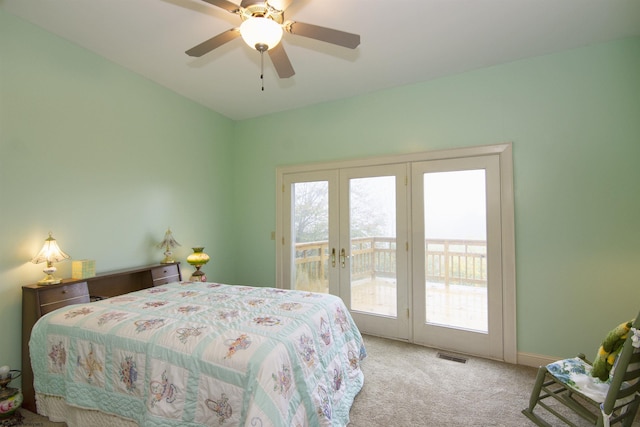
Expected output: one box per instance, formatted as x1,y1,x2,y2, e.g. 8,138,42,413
349,176,397,317
424,170,488,332
293,181,329,293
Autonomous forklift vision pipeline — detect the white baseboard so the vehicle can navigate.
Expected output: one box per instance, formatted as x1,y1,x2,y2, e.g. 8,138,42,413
517,351,558,368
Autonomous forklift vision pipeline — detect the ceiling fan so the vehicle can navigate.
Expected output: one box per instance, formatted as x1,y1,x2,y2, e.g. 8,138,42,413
185,0,360,79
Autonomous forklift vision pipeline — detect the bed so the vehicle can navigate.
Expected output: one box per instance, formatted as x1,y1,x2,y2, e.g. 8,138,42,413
29,280,366,426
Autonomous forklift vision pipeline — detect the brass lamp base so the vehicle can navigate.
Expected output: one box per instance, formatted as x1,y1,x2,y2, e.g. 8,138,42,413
37,274,61,285
189,267,207,282
38,264,61,285
161,249,176,264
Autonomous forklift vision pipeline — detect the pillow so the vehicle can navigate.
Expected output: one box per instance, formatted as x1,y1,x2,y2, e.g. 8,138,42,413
591,319,633,381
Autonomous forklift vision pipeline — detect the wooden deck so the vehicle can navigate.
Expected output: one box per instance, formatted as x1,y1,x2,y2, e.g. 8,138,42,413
350,279,488,332
296,278,488,332
294,237,488,331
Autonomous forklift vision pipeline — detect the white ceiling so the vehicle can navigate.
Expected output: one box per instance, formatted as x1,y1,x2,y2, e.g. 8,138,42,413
3,0,640,120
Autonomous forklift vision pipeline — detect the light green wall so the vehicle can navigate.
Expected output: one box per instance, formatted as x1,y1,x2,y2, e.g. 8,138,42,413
2,7,639,372
232,37,640,359
0,11,236,374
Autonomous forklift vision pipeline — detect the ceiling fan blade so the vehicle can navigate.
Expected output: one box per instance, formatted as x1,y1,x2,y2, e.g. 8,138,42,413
201,0,241,13
185,28,241,57
285,21,360,49
268,43,295,78
266,0,294,11
240,0,293,11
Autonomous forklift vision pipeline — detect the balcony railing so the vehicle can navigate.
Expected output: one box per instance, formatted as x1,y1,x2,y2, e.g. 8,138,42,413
295,238,487,286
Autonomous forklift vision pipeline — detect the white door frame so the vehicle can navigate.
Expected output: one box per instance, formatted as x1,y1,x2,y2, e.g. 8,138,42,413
276,143,517,363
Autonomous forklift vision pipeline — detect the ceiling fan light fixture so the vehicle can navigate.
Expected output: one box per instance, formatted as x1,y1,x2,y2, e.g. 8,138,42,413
240,16,283,51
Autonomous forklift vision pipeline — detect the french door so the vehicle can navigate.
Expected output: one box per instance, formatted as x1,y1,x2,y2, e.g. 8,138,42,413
280,165,410,340
411,155,504,359
276,144,516,361
339,165,409,340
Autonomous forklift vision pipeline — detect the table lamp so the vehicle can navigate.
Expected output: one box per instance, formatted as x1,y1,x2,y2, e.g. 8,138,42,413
0,366,23,423
157,228,181,264
187,247,210,282
31,232,70,285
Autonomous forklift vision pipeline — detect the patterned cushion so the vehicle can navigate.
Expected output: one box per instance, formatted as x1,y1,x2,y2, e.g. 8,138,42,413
546,357,611,403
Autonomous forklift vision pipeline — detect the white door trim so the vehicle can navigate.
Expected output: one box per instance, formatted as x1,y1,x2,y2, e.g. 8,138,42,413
276,143,516,363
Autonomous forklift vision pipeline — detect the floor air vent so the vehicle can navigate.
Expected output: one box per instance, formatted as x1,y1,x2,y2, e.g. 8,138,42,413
436,352,468,364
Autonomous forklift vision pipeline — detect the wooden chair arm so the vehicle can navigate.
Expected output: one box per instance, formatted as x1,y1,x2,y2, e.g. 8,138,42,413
577,353,593,365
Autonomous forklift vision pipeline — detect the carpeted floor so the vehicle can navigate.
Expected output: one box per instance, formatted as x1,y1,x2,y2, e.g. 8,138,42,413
348,335,639,426
4,409,64,427
349,334,540,426
15,334,640,426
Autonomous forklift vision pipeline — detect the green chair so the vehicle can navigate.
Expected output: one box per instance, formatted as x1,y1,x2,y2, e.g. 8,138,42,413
522,312,640,427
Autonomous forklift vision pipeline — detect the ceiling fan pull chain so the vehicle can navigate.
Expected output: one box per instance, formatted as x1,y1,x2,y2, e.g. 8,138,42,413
260,50,265,91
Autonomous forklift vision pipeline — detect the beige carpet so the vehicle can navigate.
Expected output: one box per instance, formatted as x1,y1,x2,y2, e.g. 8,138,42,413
349,335,640,426
6,409,65,427
349,334,539,426
16,334,640,426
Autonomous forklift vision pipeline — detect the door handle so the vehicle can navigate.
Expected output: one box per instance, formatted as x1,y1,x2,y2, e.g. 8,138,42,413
331,248,336,268
340,248,347,268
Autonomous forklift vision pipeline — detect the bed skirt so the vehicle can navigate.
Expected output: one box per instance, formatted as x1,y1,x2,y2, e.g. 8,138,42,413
37,393,137,427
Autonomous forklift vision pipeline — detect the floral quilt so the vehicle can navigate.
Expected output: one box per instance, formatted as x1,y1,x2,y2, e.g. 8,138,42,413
30,281,366,427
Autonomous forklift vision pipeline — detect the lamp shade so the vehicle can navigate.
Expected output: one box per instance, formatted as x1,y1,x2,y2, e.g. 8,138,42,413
240,17,283,51
31,233,70,264
157,228,181,250
186,247,210,267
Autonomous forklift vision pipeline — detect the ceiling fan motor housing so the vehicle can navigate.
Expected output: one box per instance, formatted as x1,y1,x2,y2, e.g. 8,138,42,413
240,2,284,24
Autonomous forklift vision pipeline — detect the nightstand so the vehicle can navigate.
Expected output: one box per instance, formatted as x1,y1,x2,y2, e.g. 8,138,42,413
21,280,90,412
151,263,181,286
